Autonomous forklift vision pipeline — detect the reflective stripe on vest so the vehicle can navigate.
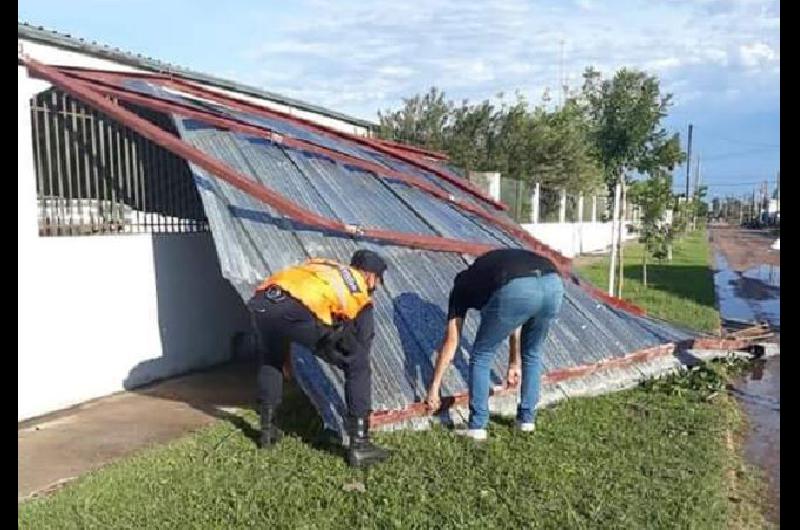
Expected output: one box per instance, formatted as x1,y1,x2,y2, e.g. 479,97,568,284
257,258,372,325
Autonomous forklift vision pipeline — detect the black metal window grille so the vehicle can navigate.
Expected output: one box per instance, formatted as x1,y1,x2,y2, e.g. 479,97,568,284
29,89,209,236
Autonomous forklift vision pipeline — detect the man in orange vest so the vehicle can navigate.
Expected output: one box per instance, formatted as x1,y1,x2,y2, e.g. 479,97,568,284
247,249,390,467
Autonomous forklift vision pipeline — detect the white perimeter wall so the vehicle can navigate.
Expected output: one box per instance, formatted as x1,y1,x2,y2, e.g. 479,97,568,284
19,64,251,421
523,222,635,258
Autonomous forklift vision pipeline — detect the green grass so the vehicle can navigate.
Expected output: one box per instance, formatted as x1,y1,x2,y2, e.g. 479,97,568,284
19,369,769,529
575,229,721,333
20,227,768,528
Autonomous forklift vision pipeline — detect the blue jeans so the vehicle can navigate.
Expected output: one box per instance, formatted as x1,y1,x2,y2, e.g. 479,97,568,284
468,273,564,429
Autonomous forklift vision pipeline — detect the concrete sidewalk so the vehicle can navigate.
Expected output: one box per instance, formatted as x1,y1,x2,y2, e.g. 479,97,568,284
18,361,257,501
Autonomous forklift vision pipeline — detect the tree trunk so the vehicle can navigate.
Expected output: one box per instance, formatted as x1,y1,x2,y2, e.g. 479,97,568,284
608,179,623,296
642,252,647,287
617,179,627,298
667,243,672,262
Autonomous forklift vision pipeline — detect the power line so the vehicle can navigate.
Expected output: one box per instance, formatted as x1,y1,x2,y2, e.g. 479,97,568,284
702,146,780,161
713,134,780,149
705,181,771,187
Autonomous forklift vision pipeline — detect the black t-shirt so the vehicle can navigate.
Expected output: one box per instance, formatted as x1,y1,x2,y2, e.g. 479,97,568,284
447,249,558,319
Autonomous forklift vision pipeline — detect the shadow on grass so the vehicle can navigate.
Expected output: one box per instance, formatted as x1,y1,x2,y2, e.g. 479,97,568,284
622,264,716,309
490,415,517,429
274,383,345,456
127,360,343,457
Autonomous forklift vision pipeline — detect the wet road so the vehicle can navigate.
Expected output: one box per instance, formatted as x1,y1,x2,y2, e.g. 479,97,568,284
730,357,780,525
712,241,779,525
713,253,780,329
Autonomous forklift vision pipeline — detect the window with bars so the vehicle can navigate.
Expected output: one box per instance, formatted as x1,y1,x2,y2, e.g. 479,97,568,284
29,89,209,236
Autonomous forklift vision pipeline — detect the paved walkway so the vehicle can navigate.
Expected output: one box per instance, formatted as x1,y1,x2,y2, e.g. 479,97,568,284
18,361,256,501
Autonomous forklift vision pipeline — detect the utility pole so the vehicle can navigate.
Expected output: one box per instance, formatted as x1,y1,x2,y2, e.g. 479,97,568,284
558,39,566,108
740,195,744,223
692,156,701,230
776,170,780,213
685,124,693,202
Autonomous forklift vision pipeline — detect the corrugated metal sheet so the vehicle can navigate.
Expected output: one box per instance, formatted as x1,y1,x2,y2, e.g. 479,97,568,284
29,60,697,436
167,106,699,438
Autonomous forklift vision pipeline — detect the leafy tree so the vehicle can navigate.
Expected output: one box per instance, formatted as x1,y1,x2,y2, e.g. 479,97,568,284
377,87,452,150
579,67,685,296
629,173,674,286
377,89,603,195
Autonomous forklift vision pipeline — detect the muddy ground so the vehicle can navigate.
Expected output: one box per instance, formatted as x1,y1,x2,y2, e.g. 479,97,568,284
708,225,780,272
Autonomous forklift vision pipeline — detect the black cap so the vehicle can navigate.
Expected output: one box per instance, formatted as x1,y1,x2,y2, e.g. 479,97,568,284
350,249,388,281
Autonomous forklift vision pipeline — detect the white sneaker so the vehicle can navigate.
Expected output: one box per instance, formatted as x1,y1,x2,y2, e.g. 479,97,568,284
453,428,488,441
517,421,535,432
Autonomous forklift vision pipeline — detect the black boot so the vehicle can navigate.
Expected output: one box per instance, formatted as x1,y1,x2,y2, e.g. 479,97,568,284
346,415,390,467
259,405,283,449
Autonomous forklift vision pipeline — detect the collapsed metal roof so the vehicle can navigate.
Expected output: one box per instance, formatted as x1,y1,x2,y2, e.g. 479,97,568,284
24,59,722,437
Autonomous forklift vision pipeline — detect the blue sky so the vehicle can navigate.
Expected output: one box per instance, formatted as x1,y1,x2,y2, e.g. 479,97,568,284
19,0,779,199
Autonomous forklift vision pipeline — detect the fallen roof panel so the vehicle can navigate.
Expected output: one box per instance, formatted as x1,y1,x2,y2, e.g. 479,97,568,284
23,59,717,439
169,114,700,435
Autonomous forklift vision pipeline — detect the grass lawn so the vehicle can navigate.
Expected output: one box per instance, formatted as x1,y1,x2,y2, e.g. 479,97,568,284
575,229,721,333
19,368,768,529
20,227,769,528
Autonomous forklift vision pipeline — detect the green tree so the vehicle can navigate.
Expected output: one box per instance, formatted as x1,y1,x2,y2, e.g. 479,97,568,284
377,89,603,196
377,87,452,150
579,67,685,297
629,173,674,286
445,98,501,173
692,185,709,228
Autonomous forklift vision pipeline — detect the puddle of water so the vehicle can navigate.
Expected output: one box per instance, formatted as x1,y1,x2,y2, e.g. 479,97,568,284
731,356,780,525
742,264,780,287
713,253,780,328
714,250,780,523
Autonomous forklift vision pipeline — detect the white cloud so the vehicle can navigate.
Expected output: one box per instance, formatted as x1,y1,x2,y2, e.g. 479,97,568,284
236,0,779,120
376,65,415,78
739,41,779,68
644,57,683,72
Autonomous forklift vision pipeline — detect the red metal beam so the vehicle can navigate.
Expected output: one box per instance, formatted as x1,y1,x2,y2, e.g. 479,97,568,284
146,72,581,269
27,59,693,432
56,71,489,214
53,64,172,81
571,276,648,316
370,343,677,427
370,137,450,161
57,72,485,211
55,67,451,162
32,62,642,317
55,67,574,275
370,335,760,428
23,56,507,259
155,75,509,211
159,72,573,272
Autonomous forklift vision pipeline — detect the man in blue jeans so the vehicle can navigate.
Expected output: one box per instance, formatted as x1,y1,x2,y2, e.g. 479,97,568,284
425,248,564,440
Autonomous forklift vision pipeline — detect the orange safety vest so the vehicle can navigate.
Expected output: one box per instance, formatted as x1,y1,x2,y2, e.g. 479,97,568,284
257,258,373,326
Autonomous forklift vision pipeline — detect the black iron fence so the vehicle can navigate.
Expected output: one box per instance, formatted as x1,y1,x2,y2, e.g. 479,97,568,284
29,89,209,236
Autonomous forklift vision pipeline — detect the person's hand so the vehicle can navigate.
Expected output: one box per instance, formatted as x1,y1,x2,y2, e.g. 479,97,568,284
424,386,441,411
506,364,521,389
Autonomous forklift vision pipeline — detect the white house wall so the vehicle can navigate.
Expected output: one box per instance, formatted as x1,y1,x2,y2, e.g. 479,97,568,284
18,64,251,421
19,38,145,73
523,221,635,258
